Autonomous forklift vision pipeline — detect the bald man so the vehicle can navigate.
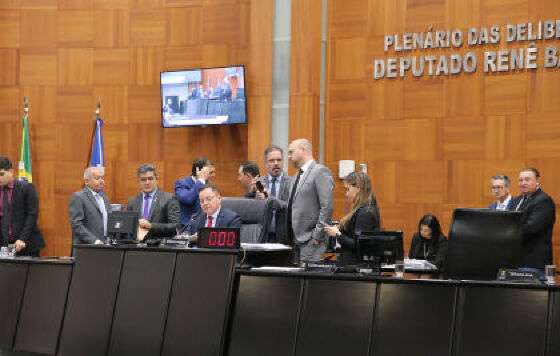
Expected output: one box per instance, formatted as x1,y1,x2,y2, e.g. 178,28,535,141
286,138,334,262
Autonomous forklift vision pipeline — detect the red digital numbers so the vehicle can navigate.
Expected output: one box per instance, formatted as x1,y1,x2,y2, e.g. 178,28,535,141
207,231,237,248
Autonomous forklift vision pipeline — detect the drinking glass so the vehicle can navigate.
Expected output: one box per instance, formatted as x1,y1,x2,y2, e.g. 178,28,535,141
394,260,405,278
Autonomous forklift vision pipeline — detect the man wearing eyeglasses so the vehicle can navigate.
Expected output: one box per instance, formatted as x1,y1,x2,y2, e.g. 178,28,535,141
127,164,180,241
488,175,516,210
186,184,241,238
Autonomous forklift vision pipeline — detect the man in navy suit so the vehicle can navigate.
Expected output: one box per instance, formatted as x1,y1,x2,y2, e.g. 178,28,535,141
187,184,241,238
175,157,216,225
488,175,516,210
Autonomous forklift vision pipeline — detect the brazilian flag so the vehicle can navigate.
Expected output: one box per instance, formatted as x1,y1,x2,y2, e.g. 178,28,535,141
18,113,32,182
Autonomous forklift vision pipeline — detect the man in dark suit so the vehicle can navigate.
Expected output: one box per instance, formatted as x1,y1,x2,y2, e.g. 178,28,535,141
488,174,516,210
175,157,216,225
286,139,334,262
515,167,556,269
256,145,293,243
127,164,180,240
0,156,45,256
237,160,260,198
69,166,111,245
186,184,241,237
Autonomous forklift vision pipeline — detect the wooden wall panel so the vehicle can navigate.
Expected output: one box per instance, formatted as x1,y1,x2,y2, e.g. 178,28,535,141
20,10,57,48
326,0,560,264
289,0,322,160
0,49,18,86
58,49,94,86
166,7,202,47
57,10,94,47
246,0,272,162
0,0,273,256
20,50,57,85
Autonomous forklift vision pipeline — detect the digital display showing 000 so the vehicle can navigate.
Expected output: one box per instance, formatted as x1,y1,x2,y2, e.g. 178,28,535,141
198,228,240,250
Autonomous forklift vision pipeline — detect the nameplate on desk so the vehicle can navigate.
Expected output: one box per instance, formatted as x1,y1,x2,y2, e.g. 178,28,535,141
497,269,541,283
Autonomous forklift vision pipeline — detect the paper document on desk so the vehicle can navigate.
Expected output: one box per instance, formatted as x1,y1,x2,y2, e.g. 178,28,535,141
251,266,304,272
384,259,437,271
241,243,292,251
405,259,437,270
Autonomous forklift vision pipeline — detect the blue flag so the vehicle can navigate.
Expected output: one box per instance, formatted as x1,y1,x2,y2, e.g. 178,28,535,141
89,118,104,167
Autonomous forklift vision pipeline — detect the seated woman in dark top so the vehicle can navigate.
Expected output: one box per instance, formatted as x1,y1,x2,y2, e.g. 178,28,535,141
324,172,381,265
409,214,448,269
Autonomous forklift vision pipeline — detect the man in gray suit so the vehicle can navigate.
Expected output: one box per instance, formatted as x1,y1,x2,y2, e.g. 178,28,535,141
286,138,334,262
127,164,180,240
69,166,111,245
256,145,293,243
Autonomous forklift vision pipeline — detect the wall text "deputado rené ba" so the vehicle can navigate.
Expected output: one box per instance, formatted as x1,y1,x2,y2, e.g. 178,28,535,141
373,20,560,79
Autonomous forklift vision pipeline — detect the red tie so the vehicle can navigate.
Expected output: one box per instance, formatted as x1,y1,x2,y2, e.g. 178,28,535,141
207,215,213,227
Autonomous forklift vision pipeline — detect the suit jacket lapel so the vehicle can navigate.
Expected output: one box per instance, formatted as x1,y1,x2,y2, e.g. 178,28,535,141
215,209,223,227
279,173,290,199
294,161,315,200
148,190,160,220
84,188,102,216
132,193,142,217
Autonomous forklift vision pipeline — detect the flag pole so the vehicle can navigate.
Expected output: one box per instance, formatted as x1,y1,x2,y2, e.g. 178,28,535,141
95,99,100,119
23,96,29,114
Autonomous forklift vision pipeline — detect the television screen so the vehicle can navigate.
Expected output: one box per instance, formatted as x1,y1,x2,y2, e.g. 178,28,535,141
160,65,247,127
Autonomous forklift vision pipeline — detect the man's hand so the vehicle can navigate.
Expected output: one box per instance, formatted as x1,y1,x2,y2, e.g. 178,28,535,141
196,166,212,183
14,240,26,252
138,219,152,230
323,225,340,237
255,189,268,200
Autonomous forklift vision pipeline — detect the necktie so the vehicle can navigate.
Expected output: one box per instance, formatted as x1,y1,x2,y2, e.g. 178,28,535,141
143,193,151,219
288,170,303,207
270,177,278,198
207,215,213,228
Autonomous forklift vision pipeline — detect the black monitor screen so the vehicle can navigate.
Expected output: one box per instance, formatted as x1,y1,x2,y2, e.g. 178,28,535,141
107,211,138,237
445,208,522,280
357,231,404,265
161,65,247,127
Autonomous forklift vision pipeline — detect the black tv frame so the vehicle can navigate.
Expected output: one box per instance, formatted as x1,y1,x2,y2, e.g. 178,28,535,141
160,64,248,128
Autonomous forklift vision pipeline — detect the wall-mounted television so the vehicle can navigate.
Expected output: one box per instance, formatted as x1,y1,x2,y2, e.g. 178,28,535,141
160,65,247,127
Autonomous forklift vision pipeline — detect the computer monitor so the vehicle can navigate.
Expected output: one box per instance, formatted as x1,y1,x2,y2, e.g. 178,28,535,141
107,211,138,239
357,231,404,266
445,208,522,280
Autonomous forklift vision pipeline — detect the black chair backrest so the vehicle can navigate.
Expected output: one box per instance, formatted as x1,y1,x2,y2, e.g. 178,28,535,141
221,198,271,243
445,208,522,280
